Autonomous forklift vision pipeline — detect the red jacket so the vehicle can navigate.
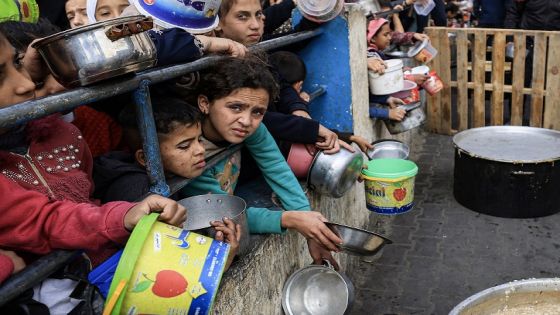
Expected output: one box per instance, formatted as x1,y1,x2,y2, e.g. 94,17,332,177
0,116,134,283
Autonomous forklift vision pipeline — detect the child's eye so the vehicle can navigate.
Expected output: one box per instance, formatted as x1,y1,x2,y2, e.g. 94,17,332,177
256,12,264,18
237,14,248,21
252,109,265,117
98,9,111,17
178,142,192,150
228,104,242,112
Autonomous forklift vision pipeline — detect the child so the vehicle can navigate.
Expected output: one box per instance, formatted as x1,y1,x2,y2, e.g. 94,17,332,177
269,51,374,154
65,0,88,28
0,29,185,312
86,0,130,23
179,53,343,268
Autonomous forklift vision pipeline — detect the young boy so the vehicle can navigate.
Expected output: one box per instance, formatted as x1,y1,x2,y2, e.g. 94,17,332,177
0,29,185,312
269,51,374,153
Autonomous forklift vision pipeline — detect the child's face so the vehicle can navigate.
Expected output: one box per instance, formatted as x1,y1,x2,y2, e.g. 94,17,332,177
66,0,88,28
0,36,36,112
158,122,206,179
372,24,392,50
199,88,268,144
218,0,264,46
95,0,130,21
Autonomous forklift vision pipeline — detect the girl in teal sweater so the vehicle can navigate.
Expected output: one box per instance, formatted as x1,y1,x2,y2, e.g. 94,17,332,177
179,54,342,267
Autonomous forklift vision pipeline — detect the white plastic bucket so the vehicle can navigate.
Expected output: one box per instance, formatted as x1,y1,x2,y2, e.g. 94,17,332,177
368,59,404,95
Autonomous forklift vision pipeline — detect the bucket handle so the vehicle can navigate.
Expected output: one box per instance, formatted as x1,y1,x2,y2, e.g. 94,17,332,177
102,280,127,315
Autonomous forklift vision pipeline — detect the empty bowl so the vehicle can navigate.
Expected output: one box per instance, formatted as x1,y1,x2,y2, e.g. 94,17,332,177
325,222,392,256
366,139,410,160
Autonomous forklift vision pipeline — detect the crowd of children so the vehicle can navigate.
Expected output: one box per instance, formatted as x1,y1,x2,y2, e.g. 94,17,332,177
0,0,434,312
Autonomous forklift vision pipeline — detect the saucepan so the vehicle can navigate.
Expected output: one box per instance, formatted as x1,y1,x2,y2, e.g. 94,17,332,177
366,139,410,160
282,260,355,315
178,194,250,256
32,15,156,88
307,146,364,198
325,222,392,256
384,101,426,135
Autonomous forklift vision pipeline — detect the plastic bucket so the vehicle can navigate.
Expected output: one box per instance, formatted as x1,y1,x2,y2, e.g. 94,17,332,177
105,214,230,315
133,0,221,34
362,159,418,214
368,59,404,95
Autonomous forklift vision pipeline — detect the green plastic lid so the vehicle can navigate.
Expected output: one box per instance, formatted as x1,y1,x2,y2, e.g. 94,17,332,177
362,159,418,179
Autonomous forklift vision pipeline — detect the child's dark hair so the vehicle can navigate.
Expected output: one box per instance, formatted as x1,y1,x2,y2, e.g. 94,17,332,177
119,94,202,151
219,0,242,18
268,51,307,84
198,52,279,103
0,19,60,51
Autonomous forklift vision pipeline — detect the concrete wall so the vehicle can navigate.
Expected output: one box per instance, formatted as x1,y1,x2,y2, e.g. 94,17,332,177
213,4,419,314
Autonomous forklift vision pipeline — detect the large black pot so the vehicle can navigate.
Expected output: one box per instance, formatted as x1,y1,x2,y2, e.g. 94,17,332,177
453,126,560,218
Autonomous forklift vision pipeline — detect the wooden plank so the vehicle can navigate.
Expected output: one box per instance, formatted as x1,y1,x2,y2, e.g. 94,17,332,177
544,33,560,130
456,31,469,131
449,82,534,95
530,33,547,127
491,32,506,125
511,33,526,125
466,61,512,72
425,27,442,133
472,30,487,127
439,30,452,134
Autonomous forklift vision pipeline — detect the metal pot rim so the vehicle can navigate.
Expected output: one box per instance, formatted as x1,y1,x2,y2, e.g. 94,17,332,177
178,195,247,230
326,222,393,244
32,15,148,48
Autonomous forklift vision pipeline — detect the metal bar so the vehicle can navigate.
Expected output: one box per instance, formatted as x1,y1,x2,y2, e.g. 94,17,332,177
308,85,327,102
133,80,170,196
0,250,79,306
0,29,323,130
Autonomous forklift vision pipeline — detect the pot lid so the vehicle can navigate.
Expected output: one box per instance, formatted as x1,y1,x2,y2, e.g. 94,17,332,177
453,126,560,163
408,39,429,56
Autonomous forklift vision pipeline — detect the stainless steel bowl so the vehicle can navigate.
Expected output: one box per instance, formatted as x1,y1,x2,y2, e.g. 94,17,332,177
282,262,354,315
367,139,410,160
307,147,364,198
32,15,156,87
450,278,560,315
178,194,250,256
325,222,392,256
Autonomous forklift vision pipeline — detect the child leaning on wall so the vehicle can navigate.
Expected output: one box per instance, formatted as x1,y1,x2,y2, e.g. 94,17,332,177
178,53,344,268
0,29,186,313
269,51,374,154
93,95,241,267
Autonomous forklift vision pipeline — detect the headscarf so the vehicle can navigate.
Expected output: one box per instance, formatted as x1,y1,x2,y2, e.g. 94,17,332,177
86,0,99,24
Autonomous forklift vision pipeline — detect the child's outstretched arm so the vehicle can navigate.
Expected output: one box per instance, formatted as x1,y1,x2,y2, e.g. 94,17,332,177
211,218,241,270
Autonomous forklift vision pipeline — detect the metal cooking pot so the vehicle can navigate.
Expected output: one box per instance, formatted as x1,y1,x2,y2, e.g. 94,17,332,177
32,15,156,88
453,126,560,218
282,261,355,315
449,278,560,315
325,222,392,256
366,139,409,160
307,147,364,198
178,194,250,255
384,101,426,135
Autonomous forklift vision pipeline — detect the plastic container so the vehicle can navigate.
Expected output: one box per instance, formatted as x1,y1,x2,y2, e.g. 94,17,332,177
297,0,344,23
413,0,435,16
409,39,438,64
88,250,123,298
368,59,404,95
133,0,222,34
390,80,417,99
105,214,230,315
422,70,444,95
287,143,318,178
362,159,418,214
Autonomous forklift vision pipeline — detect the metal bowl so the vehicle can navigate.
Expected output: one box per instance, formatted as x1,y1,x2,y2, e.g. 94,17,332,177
32,15,156,88
325,222,392,256
450,278,560,315
178,194,250,255
307,147,364,198
367,139,410,160
282,262,354,315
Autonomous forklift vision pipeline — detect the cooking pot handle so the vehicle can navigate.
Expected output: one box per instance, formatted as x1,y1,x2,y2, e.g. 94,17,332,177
322,259,335,270
399,101,422,112
105,17,154,41
511,171,535,176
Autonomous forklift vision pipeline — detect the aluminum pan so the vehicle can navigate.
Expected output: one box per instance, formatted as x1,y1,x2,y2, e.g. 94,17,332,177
452,126,560,163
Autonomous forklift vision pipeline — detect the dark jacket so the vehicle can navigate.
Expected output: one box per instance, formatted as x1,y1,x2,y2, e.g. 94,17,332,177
474,0,512,28
92,151,151,203
504,0,560,31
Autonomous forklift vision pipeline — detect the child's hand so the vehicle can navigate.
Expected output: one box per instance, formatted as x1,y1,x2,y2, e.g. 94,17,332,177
0,250,26,274
307,239,340,271
124,195,187,231
367,57,387,74
195,35,248,58
299,91,310,102
281,211,343,252
212,218,242,269
412,73,430,85
349,135,374,154
292,110,311,119
389,107,407,121
413,33,430,42
316,124,339,152
387,96,405,108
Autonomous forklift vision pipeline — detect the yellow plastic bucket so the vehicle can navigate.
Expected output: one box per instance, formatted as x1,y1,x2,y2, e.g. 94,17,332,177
105,214,229,315
362,159,418,214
